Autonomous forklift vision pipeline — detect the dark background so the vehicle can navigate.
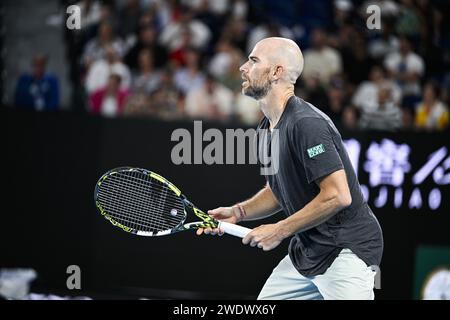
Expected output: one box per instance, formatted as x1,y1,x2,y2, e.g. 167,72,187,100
2,109,448,300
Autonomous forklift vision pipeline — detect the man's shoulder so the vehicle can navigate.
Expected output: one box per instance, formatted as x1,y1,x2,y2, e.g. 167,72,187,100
286,97,341,139
287,97,332,125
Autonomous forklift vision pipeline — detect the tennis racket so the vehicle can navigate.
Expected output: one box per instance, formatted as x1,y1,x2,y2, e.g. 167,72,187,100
94,167,251,238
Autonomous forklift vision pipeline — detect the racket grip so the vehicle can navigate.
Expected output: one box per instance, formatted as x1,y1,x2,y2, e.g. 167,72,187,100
218,221,252,238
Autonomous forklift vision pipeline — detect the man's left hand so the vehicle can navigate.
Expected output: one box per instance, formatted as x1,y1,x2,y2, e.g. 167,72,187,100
242,222,290,251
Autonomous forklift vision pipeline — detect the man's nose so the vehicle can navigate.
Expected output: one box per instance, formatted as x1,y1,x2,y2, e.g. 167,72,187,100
239,61,248,72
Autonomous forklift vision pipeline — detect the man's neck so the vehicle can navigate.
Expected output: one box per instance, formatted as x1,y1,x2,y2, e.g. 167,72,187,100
259,90,294,130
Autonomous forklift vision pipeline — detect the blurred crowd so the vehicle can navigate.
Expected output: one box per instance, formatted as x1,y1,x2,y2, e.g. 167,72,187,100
14,0,450,131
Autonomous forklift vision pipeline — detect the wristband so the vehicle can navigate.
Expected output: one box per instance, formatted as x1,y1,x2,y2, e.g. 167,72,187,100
235,203,247,221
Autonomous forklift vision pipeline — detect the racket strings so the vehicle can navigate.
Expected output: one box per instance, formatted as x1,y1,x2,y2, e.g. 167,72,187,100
99,178,183,232
97,186,182,227
124,171,186,230
105,172,184,226
96,192,174,228
102,173,184,213
97,171,185,232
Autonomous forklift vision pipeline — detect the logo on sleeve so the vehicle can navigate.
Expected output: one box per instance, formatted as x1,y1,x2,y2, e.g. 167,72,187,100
307,144,325,158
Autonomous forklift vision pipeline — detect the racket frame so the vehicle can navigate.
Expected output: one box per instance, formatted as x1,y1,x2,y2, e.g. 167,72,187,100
94,167,223,236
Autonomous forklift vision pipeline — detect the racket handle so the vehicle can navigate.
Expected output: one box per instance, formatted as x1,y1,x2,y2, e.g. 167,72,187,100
218,221,252,238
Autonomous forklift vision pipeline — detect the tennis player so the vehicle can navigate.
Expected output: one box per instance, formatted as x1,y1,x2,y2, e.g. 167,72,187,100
197,37,383,300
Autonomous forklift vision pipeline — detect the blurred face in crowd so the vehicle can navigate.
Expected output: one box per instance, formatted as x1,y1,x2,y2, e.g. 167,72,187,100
311,29,327,49
107,74,121,94
138,49,154,71
343,107,357,130
369,66,385,83
105,46,118,63
32,54,47,79
423,83,438,103
205,75,217,94
140,26,156,45
352,33,367,59
185,49,200,68
399,37,411,56
328,80,345,112
99,22,113,42
99,4,112,22
159,69,174,87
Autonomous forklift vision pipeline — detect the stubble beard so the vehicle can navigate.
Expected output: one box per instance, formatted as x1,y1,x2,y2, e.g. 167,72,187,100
242,69,272,100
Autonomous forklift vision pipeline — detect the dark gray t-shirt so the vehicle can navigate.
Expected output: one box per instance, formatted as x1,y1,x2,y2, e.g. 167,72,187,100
257,96,383,277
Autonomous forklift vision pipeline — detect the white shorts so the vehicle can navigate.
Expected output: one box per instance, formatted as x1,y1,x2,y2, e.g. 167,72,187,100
257,248,376,300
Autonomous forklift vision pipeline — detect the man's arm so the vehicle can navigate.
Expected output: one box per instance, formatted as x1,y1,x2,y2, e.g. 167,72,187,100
243,169,351,250
197,183,281,236
237,182,281,221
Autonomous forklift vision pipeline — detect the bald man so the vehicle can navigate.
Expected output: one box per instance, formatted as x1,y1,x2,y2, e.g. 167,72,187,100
197,37,383,300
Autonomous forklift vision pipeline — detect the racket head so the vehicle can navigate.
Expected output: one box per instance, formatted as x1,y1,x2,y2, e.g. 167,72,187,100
94,167,188,236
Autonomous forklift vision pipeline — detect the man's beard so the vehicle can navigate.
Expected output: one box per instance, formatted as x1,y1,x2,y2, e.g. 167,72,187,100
243,69,272,100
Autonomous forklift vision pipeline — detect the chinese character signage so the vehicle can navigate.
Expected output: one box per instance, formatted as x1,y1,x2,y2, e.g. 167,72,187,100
344,138,449,212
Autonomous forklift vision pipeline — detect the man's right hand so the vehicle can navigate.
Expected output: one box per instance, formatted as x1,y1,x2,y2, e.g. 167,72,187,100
196,206,241,236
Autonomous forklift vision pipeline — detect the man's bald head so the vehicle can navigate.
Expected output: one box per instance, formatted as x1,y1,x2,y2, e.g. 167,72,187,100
253,37,304,85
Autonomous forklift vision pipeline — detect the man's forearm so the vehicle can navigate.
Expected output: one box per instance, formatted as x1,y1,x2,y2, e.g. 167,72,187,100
238,184,281,221
277,189,350,238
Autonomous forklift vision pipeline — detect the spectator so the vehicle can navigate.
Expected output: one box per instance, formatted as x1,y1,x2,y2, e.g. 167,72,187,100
182,0,230,17
76,0,102,30
173,48,205,95
165,25,195,67
159,6,212,52
395,0,423,39
150,0,178,31
231,0,249,20
352,65,402,112
221,17,249,53
328,23,357,54
358,83,403,131
125,25,168,71
384,36,424,107
208,38,240,80
183,0,229,47
342,32,376,86
342,106,359,130
82,21,125,67
298,75,328,109
116,0,143,38
246,20,292,55
185,73,233,121
302,28,343,87
123,49,161,117
85,45,131,94
415,81,449,131
368,19,400,60
14,54,60,111
333,0,354,29
323,76,350,130
131,49,161,94
150,68,184,120
89,74,129,117
208,38,244,91
54,0,449,130
234,93,262,126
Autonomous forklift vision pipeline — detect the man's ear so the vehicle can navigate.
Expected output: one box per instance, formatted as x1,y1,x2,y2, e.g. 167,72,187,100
273,65,284,81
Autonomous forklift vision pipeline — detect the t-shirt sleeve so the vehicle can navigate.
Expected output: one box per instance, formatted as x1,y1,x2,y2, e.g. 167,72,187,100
291,118,344,184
